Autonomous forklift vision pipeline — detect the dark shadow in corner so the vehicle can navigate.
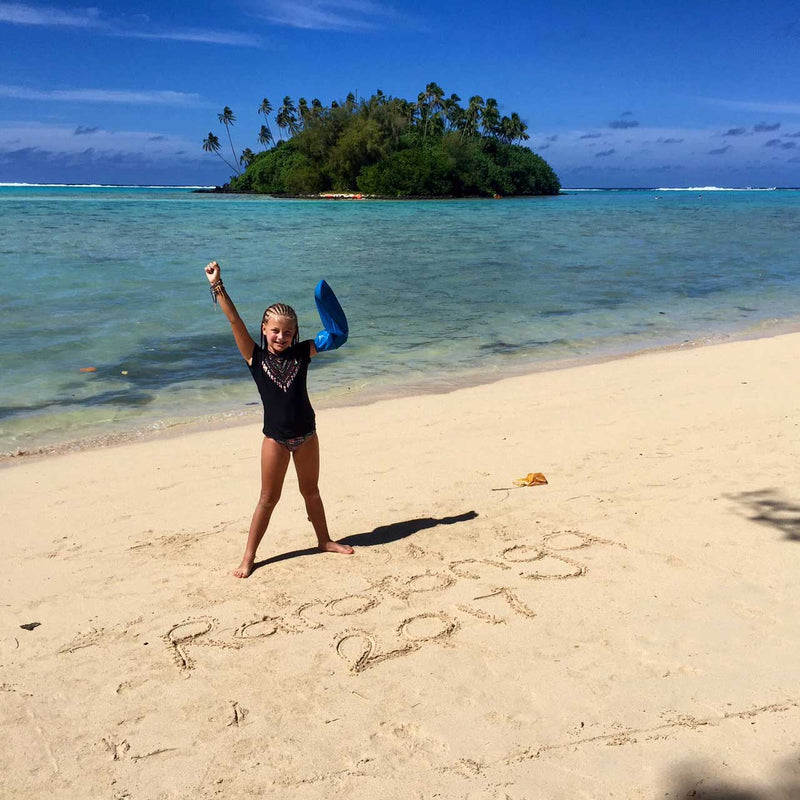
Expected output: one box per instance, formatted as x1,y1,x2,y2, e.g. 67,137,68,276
726,489,800,541
662,754,800,799
249,510,479,574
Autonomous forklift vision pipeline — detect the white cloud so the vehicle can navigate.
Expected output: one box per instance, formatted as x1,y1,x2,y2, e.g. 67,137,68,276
254,0,398,31
0,2,260,46
0,85,204,106
126,27,260,46
0,2,104,28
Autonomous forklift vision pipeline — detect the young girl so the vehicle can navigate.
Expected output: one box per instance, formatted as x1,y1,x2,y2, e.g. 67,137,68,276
204,260,354,578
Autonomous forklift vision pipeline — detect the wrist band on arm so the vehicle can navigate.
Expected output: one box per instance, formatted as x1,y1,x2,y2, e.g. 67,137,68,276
210,279,225,305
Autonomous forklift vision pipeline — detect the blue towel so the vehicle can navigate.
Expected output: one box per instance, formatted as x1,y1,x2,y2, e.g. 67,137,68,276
313,279,349,351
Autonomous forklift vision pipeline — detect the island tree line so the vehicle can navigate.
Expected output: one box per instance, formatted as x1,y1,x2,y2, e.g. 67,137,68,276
202,83,560,197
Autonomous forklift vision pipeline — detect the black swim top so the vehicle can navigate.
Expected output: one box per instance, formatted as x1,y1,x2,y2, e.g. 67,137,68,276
248,341,315,440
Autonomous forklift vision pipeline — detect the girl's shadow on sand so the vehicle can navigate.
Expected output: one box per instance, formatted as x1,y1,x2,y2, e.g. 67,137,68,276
253,510,478,571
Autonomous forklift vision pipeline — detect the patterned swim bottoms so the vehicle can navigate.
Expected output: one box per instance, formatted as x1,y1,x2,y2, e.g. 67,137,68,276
270,430,316,452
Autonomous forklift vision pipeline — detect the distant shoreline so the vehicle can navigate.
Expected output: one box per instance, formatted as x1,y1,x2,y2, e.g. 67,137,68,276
3,183,796,191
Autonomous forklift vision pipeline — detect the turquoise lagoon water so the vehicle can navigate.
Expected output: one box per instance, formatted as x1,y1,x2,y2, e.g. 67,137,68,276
2,185,799,454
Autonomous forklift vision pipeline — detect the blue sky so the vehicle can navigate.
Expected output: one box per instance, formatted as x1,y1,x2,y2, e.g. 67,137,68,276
1,0,799,187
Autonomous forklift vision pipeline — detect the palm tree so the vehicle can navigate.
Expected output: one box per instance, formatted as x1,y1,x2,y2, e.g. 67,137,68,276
217,106,240,173
415,91,427,131
482,98,500,138
277,96,299,139
202,131,239,174
462,95,485,139
258,124,273,150
509,112,529,143
239,148,256,168
423,82,445,138
311,98,324,121
297,97,310,129
257,98,274,145
443,93,463,133
498,116,515,144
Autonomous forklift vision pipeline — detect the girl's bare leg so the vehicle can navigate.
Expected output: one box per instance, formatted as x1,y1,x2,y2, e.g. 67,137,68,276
292,434,354,554
234,437,291,578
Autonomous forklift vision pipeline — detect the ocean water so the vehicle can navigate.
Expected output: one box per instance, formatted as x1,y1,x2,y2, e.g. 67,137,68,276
2,184,799,455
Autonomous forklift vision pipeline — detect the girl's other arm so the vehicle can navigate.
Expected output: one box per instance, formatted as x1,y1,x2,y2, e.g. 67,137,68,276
205,261,257,365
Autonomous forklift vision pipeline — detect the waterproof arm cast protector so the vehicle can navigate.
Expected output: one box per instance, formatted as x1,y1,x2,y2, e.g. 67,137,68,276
313,279,349,352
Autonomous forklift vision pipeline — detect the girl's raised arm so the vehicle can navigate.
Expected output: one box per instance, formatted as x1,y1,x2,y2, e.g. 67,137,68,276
205,261,257,364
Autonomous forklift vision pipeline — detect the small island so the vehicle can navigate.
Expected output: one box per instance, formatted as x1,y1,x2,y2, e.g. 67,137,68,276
202,85,560,198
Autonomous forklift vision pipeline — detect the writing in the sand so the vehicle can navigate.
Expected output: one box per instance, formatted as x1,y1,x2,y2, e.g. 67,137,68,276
164,531,625,675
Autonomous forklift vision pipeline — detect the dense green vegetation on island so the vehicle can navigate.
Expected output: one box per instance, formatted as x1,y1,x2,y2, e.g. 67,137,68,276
202,85,560,197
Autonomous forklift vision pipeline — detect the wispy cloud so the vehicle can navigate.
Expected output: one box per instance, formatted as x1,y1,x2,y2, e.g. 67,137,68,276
0,85,203,106
0,2,104,28
253,0,400,31
0,2,260,46
579,132,603,140
74,125,99,135
706,98,800,116
753,121,780,133
708,145,731,155
722,127,748,137
595,149,615,157
122,27,261,46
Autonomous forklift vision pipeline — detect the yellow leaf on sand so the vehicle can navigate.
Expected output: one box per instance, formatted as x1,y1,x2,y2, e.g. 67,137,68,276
512,472,548,487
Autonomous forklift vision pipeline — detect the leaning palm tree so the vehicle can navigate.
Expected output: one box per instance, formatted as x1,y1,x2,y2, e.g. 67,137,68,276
257,98,274,145
257,124,273,150
217,107,240,174
239,148,256,168
203,131,239,174
278,96,299,138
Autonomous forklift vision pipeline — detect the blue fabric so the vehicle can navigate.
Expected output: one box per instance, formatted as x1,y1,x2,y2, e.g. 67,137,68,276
313,279,349,351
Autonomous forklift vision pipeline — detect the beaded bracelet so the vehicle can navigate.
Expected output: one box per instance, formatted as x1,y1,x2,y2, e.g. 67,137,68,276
209,280,225,305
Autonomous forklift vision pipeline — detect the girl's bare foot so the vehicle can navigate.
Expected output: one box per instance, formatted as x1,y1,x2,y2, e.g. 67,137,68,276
319,540,354,555
233,556,255,578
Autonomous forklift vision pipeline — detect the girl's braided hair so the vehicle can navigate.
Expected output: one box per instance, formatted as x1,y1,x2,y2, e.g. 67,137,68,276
260,303,300,351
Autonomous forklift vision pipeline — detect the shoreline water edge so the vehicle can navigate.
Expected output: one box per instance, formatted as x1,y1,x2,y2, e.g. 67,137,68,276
3,185,800,459
4,317,800,463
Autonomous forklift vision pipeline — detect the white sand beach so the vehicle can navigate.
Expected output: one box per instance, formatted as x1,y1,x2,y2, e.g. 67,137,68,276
2,332,799,799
